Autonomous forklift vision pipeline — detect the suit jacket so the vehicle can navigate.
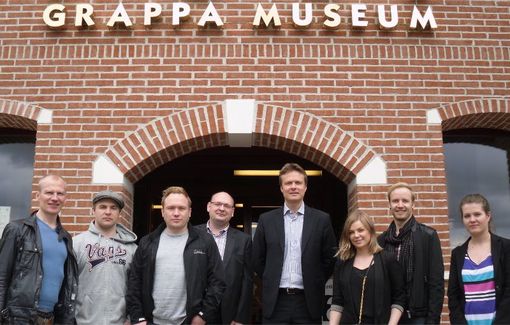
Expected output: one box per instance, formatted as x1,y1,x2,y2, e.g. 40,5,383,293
252,205,337,320
448,233,510,325
196,224,253,324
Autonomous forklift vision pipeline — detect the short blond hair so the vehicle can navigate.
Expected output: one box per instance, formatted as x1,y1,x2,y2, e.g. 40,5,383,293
38,174,66,192
161,186,192,208
279,163,308,186
387,182,416,202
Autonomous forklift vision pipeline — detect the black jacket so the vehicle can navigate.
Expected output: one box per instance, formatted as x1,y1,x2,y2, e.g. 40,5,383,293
252,205,337,320
195,224,253,324
378,219,444,324
126,223,226,324
0,212,78,324
332,251,406,324
448,233,510,325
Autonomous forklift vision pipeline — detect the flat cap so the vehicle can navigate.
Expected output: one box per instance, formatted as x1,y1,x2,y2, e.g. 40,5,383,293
93,190,125,209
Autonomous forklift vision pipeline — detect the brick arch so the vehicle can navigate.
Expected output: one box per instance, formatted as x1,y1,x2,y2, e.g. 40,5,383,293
0,99,41,130
253,104,377,183
104,103,379,184
438,96,510,132
104,104,227,183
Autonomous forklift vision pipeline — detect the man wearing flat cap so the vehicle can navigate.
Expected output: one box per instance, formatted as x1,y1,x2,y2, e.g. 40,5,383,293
73,190,138,325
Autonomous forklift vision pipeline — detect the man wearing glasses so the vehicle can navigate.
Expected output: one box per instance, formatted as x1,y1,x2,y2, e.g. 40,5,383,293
196,192,253,325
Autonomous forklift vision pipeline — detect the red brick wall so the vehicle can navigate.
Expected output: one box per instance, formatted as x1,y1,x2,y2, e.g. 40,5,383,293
1,1,509,322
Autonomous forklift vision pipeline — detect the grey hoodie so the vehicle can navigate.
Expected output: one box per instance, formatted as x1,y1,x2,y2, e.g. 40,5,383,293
73,221,137,325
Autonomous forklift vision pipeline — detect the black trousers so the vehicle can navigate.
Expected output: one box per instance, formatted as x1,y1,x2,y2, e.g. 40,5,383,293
263,291,320,324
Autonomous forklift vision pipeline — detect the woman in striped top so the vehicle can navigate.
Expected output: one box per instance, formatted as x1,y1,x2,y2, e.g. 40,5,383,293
448,194,510,325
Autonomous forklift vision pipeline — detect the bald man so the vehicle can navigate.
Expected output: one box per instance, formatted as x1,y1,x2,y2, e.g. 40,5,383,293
0,175,78,324
196,192,253,324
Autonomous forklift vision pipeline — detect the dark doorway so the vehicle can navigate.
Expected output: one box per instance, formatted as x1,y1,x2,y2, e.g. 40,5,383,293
133,146,348,239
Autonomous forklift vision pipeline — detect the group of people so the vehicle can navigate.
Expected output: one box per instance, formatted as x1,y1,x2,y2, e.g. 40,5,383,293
329,183,510,325
0,163,508,325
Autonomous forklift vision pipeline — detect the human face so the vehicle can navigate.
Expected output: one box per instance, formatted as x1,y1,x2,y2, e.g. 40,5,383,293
162,193,191,234
349,220,371,250
36,179,67,218
389,187,415,224
93,199,121,232
280,171,307,206
461,202,491,237
207,192,234,227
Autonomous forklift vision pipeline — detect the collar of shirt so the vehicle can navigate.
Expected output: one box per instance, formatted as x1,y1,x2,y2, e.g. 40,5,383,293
206,220,229,237
283,202,305,219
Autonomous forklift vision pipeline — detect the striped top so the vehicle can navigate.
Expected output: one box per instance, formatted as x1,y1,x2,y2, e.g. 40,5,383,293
462,254,496,325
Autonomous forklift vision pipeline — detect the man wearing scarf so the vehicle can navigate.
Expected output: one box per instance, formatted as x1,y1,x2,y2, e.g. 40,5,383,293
378,182,444,324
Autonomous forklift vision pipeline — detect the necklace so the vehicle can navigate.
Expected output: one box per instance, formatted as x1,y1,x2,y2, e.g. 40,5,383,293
358,256,374,325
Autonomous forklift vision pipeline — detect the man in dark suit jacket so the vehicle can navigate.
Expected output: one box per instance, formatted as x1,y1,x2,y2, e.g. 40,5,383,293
196,191,253,325
252,163,337,324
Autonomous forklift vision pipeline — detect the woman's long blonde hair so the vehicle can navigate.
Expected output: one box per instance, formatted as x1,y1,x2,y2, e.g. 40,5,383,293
335,210,382,261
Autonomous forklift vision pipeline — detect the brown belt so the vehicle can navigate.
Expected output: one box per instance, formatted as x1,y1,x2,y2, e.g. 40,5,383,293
36,310,54,325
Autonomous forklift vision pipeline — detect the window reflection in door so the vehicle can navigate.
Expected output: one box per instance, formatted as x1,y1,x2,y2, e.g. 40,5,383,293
443,129,510,247
0,128,36,228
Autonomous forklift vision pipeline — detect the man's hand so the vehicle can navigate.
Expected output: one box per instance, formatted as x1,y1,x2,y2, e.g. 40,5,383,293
133,322,146,325
191,315,206,325
230,321,243,325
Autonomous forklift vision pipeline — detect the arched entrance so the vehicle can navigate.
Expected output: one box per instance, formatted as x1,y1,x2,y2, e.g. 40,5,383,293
96,101,388,229
0,100,46,232
133,146,349,238
0,120,36,230
431,97,510,247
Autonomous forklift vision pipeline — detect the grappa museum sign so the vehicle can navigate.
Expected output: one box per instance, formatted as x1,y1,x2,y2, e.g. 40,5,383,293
42,2,438,30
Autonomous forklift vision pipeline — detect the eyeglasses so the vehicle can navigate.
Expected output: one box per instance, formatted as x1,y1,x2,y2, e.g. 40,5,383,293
209,201,234,209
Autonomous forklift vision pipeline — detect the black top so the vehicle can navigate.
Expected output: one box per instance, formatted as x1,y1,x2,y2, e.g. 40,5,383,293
351,266,375,321
332,251,406,324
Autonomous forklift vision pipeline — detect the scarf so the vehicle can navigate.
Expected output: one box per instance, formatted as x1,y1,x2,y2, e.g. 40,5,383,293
383,216,416,286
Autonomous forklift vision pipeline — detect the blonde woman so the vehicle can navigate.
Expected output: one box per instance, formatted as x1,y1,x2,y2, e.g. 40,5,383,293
329,210,405,325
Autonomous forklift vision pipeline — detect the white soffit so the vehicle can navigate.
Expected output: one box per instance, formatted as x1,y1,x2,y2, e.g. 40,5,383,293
92,155,133,193
356,156,387,185
426,108,442,125
37,108,53,124
224,99,256,147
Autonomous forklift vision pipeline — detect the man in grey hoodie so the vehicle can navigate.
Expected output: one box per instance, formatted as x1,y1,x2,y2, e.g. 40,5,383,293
73,190,137,325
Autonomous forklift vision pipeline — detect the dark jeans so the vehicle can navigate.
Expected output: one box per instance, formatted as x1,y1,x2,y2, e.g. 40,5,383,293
263,291,320,324
399,313,427,324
